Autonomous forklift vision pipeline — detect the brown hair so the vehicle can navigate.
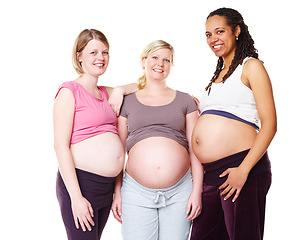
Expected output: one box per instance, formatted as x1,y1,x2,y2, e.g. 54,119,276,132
72,29,109,75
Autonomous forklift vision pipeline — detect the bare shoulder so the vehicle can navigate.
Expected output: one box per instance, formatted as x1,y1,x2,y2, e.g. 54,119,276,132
243,58,270,87
243,58,265,72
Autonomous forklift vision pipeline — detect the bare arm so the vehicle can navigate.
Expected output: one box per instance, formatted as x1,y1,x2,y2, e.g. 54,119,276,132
219,59,277,202
111,116,128,223
105,83,138,116
53,88,95,231
186,111,203,221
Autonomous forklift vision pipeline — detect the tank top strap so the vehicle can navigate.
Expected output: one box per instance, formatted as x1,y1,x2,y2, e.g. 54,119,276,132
242,57,253,66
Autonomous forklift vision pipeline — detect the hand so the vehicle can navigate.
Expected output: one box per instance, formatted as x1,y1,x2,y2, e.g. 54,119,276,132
192,95,200,113
71,196,95,232
108,87,124,116
219,167,249,202
186,190,202,221
111,192,122,223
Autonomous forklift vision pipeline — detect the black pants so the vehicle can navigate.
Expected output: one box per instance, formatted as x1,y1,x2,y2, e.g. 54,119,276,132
56,169,115,240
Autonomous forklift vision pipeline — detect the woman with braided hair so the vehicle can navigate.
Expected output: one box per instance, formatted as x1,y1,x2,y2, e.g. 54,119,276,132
190,8,277,240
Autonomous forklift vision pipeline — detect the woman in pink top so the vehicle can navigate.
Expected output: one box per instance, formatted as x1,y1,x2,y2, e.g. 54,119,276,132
53,29,137,240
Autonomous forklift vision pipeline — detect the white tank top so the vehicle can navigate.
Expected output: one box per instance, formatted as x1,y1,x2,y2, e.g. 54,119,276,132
200,57,260,129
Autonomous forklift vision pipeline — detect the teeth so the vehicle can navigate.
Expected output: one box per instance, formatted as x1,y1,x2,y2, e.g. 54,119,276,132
96,63,104,66
213,45,221,49
153,69,163,73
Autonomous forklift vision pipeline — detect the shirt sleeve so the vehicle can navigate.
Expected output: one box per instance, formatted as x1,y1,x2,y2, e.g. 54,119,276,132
120,95,129,118
55,81,76,99
185,93,198,114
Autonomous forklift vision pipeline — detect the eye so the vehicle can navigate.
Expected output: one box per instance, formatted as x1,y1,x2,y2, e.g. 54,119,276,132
164,59,170,63
90,51,96,55
102,51,109,55
152,56,158,60
217,30,224,34
205,33,211,38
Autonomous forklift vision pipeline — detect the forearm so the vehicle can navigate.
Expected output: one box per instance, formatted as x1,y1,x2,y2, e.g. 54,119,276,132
190,154,204,193
114,83,138,96
114,170,123,194
239,123,277,174
55,146,82,199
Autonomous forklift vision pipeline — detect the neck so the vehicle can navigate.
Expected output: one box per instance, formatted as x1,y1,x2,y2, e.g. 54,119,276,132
144,79,169,94
77,74,99,88
222,49,236,69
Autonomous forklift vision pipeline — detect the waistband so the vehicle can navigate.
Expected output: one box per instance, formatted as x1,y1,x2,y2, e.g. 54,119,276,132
202,149,271,186
57,168,116,184
124,168,192,193
123,169,192,207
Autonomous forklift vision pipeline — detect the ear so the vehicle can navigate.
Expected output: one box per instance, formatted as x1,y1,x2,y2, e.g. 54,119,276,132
141,57,146,69
235,25,241,38
76,52,82,63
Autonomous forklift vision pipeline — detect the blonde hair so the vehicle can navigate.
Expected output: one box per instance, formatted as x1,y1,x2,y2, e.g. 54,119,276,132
138,40,174,90
72,29,109,75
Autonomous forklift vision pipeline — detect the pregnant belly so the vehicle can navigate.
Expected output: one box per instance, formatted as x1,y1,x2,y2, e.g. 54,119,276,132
127,137,191,189
70,132,125,177
192,114,257,163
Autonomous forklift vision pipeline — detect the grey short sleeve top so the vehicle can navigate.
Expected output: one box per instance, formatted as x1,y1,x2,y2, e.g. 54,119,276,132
120,91,198,152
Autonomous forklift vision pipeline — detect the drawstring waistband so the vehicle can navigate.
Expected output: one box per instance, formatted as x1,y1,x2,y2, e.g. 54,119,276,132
153,191,170,207
122,169,192,208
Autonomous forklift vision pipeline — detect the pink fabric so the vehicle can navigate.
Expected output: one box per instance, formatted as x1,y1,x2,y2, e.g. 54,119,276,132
55,81,118,144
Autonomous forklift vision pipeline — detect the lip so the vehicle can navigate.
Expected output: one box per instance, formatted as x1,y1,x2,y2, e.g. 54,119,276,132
153,68,164,73
212,44,224,51
94,62,105,67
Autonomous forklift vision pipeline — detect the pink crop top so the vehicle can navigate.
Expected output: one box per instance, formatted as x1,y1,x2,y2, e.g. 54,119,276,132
55,81,118,144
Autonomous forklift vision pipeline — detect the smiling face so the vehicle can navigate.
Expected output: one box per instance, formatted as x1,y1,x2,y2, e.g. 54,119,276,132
142,48,172,82
205,15,240,60
77,39,109,77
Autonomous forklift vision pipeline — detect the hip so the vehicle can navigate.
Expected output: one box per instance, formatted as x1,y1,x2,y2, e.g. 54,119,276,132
121,169,193,208
202,149,271,186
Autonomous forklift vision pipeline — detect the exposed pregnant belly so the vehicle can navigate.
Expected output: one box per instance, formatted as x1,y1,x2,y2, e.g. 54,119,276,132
192,114,257,163
126,137,191,189
70,132,124,177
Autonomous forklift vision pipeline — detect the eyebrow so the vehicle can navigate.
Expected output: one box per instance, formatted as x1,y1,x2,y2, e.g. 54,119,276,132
206,27,225,34
90,48,109,52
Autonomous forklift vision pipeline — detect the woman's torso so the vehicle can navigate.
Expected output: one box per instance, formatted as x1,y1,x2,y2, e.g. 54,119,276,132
121,90,197,189
71,132,124,177
56,81,124,177
193,58,259,163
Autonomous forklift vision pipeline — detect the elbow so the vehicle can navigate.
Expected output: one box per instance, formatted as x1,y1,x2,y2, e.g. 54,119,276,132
54,141,70,154
273,123,277,136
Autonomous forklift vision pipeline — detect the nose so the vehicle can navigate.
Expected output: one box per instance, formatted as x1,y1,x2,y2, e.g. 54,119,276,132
211,34,219,43
157,59,164,66
96,52,105,60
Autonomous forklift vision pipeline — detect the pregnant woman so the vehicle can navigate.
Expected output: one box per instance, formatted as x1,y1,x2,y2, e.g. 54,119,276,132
111,40,203,240
54,29,137,240
190,8,277,240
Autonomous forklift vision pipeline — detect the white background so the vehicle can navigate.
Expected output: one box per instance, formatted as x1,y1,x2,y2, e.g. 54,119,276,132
1,0,292,239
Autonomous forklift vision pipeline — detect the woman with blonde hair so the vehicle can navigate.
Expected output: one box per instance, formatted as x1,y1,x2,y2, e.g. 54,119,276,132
111,40,203,240
54,29,137,240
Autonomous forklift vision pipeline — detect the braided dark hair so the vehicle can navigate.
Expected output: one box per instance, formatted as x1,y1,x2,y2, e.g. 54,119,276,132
205,8,259,91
